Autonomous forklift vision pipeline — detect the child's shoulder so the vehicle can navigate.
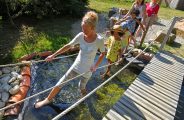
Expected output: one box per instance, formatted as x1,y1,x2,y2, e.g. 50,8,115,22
96,33,107,43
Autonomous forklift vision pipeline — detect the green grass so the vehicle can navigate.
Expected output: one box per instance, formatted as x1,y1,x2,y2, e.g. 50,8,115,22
88,0,184,19
88,0,132,12
164,43,184,57
8,17,77,62
71,67,137,119
158,7,184,19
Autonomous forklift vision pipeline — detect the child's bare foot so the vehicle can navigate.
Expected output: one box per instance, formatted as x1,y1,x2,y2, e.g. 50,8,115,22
100,73,106,80
106,72,111,77
115,58,124,65
34,98,50,109
100,72,111,80
81,89,87,97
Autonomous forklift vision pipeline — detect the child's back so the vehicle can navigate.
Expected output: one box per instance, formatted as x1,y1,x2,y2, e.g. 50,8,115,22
106,36,122,62
120,16,136,35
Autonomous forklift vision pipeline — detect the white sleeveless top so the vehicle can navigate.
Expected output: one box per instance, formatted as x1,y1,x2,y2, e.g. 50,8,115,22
134,4,145,19
68,32,105,78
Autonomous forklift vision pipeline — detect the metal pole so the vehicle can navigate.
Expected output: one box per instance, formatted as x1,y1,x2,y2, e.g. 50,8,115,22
159,17,178,51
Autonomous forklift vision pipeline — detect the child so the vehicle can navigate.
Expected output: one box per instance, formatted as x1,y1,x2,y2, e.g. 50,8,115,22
109,8,128,28
117,28,132,65
101,25,125,78
34,11,106,108
145,0,160,26
116,9,145,47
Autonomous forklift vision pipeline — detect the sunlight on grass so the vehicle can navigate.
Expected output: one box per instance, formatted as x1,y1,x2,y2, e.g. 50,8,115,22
159,7,184,19
89,0,184,19
12,25,70,60
88,0,132,12
95,83,124,116
164,43,184,57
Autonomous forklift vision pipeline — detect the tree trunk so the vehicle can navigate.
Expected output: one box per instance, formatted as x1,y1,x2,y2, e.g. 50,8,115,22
5,1,16,27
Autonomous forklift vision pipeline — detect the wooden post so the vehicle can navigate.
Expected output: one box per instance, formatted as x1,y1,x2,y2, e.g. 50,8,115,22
159,17,178,51
139,17,151,47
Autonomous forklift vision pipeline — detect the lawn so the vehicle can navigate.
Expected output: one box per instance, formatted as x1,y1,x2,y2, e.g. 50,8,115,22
88,0,184,19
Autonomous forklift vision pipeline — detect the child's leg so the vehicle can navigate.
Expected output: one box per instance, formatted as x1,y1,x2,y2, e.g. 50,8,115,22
135,25,142,37
34,70,78,108
130,35,136,47
78,77,90,97
101,59,112,78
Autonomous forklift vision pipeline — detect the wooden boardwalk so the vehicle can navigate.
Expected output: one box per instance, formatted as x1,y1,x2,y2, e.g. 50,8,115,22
103,51,184,120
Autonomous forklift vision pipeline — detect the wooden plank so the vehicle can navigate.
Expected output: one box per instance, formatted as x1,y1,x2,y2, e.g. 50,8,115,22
156,52,184,64
144,66,182,81
124,89,174,120
113,102,141,120
147,62,184,75
139,73,181,94
146,62,184,75
152,54,184,66
129,84,176,116
142,69,183,87
102,117,109,120
145,63,184,77
150,58,184,72
137,76,181,99
111,107,132,120
138,74,183,99
139,70,182,89
136,78,180,102
120,95,162,120
114,101,144,120
107,109,127,120
153,55,184,67
132,81,179,108
154,52,184,64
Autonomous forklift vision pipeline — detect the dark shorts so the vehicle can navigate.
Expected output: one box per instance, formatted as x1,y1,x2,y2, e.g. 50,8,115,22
132,18,142,35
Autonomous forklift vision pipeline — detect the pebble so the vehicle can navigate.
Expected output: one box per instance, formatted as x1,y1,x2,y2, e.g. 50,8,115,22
0,101,5,108
8,76,17,84
0,75,11,84
9,85,20,95
2,67,11,74
1,91,9,102
2,83,12,92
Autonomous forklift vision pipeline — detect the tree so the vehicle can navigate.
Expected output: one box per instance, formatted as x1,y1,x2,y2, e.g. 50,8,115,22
0,0,89,21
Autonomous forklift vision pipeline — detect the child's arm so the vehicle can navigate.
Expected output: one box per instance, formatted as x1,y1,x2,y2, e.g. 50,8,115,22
90,52,106,72
118,49,122,61
135,19,146,32
123,2,135,18
124,35,131,53
115,17,127,25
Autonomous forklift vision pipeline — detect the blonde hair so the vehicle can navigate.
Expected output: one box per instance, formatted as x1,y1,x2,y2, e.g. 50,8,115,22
82,11,98,28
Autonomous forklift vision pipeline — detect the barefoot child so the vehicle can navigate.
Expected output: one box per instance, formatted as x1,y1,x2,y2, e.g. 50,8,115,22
116,9,145,47
34,11,106,108
101,25,125,78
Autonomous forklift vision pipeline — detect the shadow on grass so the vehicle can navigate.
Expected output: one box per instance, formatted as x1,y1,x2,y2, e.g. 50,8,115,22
0,20,21,64
0,16,78,64
167,41,182,48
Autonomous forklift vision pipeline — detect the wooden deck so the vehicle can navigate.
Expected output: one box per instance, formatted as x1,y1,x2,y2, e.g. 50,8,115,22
103,51,184,120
